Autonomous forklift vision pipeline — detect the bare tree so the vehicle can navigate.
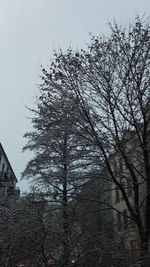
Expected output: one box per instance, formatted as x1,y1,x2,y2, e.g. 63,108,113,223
22,82,99,266
76,17,150,260
32,17,150,265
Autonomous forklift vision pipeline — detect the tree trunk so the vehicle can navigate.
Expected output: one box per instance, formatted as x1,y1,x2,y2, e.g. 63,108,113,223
139,234,149,267
62,132,70,267
62,177,70,267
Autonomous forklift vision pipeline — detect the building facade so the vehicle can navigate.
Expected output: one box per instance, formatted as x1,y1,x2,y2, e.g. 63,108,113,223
109,129,148,255
111,152,139,251
0,143,20,199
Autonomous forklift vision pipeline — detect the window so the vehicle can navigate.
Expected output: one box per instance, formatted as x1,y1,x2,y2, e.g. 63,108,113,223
123,209,128,229
120,175,123,186
130,240,139,256
113,160,118,176
119,159,124,193
117,213,122,231
115,187,120,203
1,164,5,179
129,219,135,229
119,158,123,175
127,178,132,197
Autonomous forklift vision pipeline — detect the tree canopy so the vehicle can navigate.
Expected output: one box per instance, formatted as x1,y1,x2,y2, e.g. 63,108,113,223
23,16,150,265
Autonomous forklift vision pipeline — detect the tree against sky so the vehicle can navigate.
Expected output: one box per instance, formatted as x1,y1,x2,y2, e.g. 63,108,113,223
22,16,150,265
22,72,100,266
63,17,150,260
80,17,150,256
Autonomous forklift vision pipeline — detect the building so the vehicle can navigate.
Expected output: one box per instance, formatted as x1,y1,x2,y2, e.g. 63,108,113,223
109,128,149,255
0,143,20,199
110,151,139,251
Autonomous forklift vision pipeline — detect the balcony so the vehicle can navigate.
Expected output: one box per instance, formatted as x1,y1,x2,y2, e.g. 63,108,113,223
0,172,12,186
7,186,20,197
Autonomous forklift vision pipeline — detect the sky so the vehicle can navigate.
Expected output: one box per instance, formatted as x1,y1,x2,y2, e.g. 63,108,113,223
0,0,149,192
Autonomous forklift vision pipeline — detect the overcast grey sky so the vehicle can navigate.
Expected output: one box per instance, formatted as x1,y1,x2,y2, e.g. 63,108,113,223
0,0,149,192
